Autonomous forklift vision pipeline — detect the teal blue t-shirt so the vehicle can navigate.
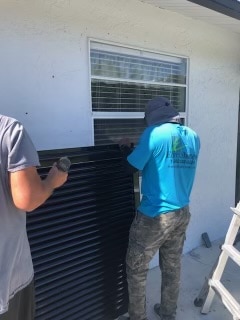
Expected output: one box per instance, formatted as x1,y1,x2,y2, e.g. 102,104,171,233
127,123,200,217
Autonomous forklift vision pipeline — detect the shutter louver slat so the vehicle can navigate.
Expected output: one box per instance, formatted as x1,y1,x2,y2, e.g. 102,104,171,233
27,145,135,320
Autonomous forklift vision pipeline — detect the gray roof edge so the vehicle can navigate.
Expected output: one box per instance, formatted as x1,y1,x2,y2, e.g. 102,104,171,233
187,0,240,20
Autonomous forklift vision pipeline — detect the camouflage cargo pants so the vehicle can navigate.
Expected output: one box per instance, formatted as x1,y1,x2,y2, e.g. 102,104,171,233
126,206,190,320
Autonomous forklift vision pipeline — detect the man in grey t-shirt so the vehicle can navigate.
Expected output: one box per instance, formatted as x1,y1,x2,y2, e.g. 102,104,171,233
0,115,68,320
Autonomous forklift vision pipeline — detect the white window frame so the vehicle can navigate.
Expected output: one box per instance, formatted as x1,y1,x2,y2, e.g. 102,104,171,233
88,38,189,145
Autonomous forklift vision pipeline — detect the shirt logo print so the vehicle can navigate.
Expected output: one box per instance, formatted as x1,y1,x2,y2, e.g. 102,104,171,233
172,136,185,152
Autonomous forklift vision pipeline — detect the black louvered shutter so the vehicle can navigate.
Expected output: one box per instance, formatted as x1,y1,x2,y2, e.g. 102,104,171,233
26,145,135,320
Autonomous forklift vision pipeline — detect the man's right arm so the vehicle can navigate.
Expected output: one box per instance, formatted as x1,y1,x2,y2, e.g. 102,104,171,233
10,165,68,212
120,143,139,174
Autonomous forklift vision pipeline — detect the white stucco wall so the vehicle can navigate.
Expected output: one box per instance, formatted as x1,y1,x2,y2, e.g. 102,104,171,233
1,0,240,256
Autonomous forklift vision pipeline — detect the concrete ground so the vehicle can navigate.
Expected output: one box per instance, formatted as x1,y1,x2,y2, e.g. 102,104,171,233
146,239,240,320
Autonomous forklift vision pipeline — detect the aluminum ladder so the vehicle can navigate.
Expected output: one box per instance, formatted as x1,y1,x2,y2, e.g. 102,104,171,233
197,202,240,320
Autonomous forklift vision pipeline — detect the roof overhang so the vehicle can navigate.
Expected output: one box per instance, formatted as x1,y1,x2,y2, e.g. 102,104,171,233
188,0,240,20
139,0,240,34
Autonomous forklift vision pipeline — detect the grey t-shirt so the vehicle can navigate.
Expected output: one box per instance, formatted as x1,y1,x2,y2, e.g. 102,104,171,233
0,115,40,314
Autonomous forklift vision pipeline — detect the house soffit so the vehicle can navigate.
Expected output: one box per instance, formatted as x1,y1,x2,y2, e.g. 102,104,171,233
138,0,240,34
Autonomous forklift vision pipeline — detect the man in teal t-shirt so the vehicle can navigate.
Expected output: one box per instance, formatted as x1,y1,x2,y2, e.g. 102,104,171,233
119,97,200,320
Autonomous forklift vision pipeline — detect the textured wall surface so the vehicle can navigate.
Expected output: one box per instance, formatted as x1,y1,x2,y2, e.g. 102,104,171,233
1,0,240,255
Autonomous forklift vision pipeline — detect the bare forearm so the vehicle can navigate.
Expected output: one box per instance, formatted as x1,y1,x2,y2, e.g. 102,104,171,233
23,178,55,212
10,166,68,212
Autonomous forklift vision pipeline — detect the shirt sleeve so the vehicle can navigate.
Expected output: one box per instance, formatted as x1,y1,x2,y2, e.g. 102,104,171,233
5,121,40,172
127,127,154,170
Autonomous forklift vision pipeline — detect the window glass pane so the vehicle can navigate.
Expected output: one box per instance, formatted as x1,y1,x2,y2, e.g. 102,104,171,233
92,80,186,112
91,49,186,85
91,42,187,146
94,119,146,146
94,118,185,146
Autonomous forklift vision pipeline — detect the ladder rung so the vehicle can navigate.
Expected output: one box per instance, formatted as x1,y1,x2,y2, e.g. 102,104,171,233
209,279,240,318
222,245,240,267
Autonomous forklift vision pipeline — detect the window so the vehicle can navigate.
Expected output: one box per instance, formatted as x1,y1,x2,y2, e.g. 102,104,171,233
90,41,188,146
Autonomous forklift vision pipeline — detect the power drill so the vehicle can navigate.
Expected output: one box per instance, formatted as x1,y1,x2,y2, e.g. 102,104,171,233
56,157,71,172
